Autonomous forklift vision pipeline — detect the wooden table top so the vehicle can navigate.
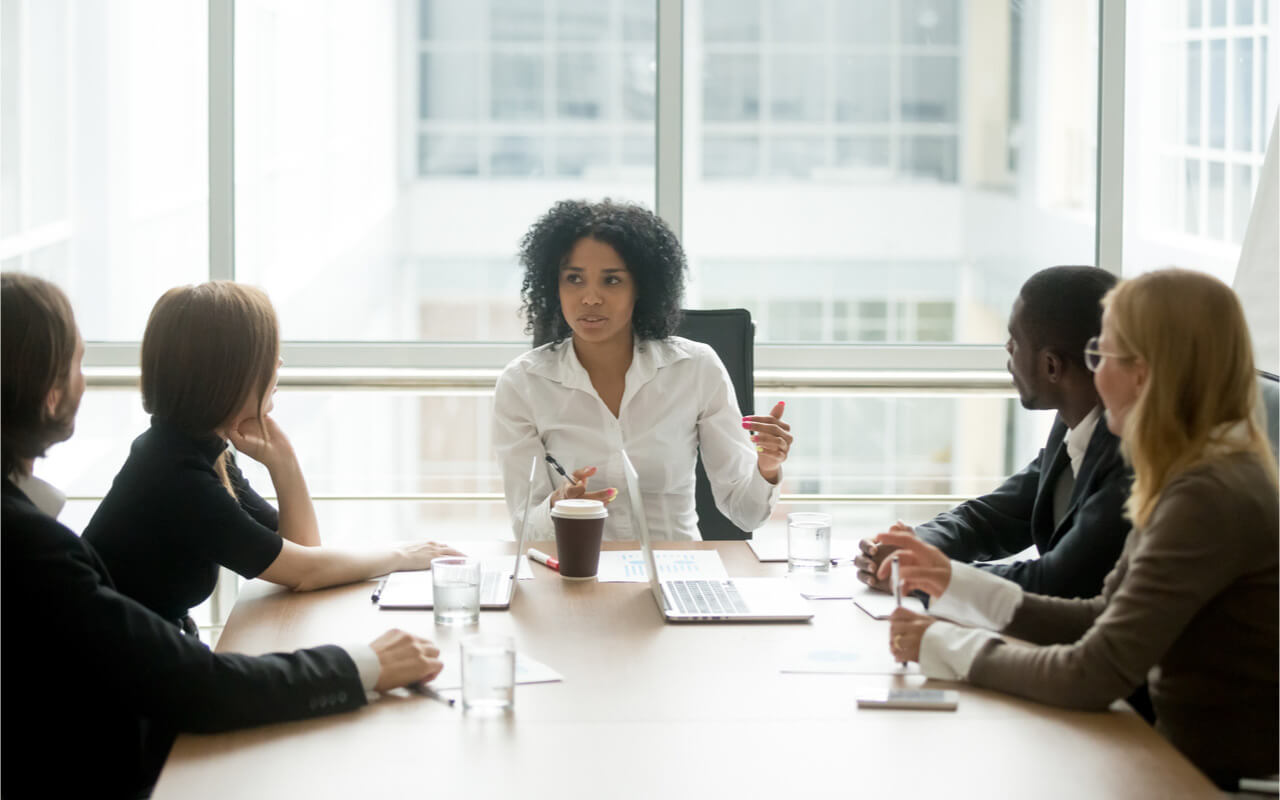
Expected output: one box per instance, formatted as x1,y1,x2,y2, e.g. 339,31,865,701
152,541,1218,799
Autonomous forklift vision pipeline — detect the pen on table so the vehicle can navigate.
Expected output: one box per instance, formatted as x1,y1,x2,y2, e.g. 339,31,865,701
527,548,560,572
370,576,389,604
409,682,455,707
891,555,907,667
545,453,577,485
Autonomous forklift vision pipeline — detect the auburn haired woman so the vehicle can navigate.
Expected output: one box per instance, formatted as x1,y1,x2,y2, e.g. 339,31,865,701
84,282,459,632
874,269,1277,787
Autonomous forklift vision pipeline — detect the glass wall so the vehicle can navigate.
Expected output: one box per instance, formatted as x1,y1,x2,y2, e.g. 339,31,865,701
685,0,1099,348
1123,0,1278,282
234,0,656,342
0,0,208,341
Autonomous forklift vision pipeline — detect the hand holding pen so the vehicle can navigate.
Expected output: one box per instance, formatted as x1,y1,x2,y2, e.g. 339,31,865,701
545,453,616,508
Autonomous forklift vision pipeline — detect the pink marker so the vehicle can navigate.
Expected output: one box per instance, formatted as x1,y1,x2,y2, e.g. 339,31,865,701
527,548,559,571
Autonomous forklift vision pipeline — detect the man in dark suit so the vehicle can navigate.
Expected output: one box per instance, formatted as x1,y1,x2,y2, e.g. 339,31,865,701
856,266,1130,600
1,273,446,799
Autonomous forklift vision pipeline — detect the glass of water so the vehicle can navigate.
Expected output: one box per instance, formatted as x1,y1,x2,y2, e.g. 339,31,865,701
461,634,516,713
787,512,832,573
432,557,481,626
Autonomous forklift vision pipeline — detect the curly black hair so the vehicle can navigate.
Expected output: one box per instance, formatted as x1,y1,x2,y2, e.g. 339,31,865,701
519,199,686,345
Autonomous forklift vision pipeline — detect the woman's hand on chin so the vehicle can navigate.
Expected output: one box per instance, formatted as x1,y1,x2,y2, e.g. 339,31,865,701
228,414,296,473
744,401,792,483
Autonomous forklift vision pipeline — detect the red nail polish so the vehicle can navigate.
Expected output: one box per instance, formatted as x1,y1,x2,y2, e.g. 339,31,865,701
742,421,752,430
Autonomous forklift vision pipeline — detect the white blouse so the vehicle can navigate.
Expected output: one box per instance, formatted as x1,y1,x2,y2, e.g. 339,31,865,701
492,336,781,541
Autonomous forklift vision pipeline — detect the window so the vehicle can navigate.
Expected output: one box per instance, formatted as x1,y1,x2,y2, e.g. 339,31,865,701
235,0,657,342
0,0,208,341
1123,0,1278,282
684,0,1099,348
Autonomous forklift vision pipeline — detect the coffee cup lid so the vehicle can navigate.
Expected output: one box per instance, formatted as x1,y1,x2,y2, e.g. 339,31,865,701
551,498,608,519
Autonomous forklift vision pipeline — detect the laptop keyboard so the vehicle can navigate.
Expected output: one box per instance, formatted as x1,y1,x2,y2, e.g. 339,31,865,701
480,569,505,602
667,580,749,615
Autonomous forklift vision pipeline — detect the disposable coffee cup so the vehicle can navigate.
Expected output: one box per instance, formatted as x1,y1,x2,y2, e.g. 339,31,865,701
551,499,608,580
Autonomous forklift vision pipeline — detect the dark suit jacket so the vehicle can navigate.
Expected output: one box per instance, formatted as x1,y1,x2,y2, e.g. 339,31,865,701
1,479,366,799
915,413,1131,598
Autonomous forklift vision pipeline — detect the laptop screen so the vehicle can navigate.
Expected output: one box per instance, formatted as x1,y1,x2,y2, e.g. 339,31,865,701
620,450,665,609
511,455,538,577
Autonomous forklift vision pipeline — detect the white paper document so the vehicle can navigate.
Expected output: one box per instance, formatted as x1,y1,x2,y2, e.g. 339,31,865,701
746,537,860,564
594,549,730,583
375,557,534,608
852,585,926,619
781,648,922,676
429,653,565,691
787,572,864,599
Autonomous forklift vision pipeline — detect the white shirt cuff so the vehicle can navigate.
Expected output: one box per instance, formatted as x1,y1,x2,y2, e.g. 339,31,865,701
752,462,783,502
342,642,382,697
919,621,1003,681
526,494,556,541
928,561,1023,630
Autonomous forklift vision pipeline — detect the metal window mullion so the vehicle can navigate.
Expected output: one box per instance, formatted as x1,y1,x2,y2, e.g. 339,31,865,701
1095,0,1126,274
656,0,683,236
209,0,235,281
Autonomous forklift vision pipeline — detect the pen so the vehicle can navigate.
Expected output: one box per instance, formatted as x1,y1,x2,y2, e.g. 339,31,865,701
527,548,560,571
891,555,906,667
409,682,455,707
370,576,389,604
545,453,577,485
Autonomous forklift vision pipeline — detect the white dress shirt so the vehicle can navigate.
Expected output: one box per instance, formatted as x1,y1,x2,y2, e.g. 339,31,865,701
492,336,781,541
1065,406,1101,478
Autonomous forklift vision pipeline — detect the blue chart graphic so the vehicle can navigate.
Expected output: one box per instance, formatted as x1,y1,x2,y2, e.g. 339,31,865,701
619,552,705,579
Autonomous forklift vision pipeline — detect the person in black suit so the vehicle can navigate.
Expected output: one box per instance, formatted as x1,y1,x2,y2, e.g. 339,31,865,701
0,273,445,799
856,266,1130,600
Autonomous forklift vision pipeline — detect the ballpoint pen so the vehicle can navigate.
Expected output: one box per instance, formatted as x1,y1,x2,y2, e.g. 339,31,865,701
891,555,907,667
370,576,389,604
545,453,577,485
409,682,455,707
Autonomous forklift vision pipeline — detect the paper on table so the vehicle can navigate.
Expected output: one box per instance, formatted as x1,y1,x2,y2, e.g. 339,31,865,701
746,537,860,564
788,571,864,599
376,557,534,608
428,653,565,691
852,585,926,619
781,648,921,676
594,550,730,583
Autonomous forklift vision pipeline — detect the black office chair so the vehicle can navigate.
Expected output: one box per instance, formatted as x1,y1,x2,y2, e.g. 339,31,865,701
1259,370,1279,463
676,309,756,541
531,308,757,540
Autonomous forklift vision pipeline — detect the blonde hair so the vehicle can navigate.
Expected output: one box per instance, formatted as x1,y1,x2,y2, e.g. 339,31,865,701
141,282,280,494
1103,268,1277,527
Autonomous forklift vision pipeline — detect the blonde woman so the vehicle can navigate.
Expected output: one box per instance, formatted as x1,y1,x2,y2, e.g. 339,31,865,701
874,269,1277,787
84,282,460,632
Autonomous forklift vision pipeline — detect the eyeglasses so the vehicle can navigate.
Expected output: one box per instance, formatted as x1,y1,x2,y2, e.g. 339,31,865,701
1083,336,1128,372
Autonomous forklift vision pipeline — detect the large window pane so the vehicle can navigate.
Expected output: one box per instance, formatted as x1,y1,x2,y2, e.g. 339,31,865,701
0,0,207,341
1123,0,1278,280
235,0,656,341
687,0,1097,345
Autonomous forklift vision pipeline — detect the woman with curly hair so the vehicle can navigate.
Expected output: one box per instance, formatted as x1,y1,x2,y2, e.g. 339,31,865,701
877,269,1277,788
493,199,793,541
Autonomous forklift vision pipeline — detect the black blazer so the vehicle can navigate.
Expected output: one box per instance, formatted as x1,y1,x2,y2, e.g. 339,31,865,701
1,479,365,799
915,413,1132,598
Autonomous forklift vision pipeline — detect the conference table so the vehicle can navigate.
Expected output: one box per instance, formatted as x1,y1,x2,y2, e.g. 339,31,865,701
152,541,1219,799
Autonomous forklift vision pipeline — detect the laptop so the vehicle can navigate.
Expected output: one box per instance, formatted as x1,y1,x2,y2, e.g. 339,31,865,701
621,451,812,623
378,455,537,611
